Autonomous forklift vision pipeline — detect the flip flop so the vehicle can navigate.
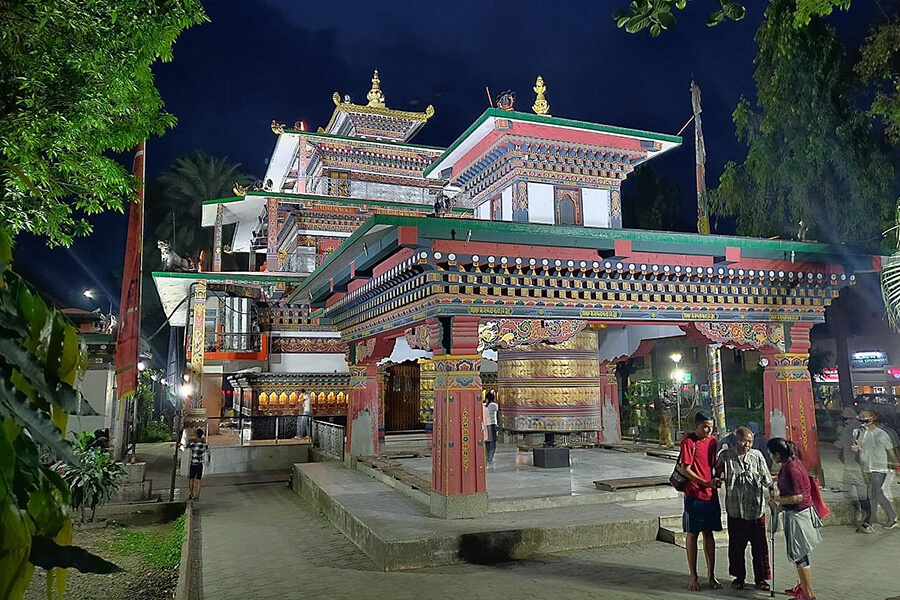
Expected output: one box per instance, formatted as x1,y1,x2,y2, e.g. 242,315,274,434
709,580,723,590
731,579,745,590
755,581,771,591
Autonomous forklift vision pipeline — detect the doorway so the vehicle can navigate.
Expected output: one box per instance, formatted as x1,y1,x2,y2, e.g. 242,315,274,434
384,362,421,432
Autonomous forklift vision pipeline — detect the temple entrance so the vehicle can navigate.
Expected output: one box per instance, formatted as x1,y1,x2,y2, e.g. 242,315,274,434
384,362,421,433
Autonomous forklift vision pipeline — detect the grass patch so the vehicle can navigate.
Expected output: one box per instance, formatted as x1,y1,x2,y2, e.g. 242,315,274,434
109,513,185,568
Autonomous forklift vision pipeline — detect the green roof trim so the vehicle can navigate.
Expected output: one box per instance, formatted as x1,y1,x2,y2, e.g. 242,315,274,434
152,271,305,284
203,190,469,214
282,128,446,152
424,108,683,177
203,196,243,205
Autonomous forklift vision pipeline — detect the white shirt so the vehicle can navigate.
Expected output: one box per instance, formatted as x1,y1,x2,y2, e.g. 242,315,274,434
858,426,893,473
485,402,499,426
302,395,311,415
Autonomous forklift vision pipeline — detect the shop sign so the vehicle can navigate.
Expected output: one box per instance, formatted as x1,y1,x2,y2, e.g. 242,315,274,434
887,367,900,380
850,351,888,369
813,367,839,383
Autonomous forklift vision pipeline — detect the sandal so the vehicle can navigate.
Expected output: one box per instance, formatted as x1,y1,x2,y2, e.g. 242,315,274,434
784,583,802,596
731,579,745,590
755,581,771,591
709,580,723,590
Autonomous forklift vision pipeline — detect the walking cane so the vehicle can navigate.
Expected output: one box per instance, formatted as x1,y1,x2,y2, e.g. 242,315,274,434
770,505,776,598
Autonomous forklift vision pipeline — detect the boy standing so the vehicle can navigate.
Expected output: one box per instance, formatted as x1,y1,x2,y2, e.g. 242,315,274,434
187,428,210,500
715,427,773,591
679,412,722,591
483,392,499,464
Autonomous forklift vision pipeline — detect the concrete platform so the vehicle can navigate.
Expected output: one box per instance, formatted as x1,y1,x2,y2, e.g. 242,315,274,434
294,460,682,571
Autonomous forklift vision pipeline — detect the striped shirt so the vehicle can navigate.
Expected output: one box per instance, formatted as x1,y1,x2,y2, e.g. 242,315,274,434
717,448,773,520
187,440,209,465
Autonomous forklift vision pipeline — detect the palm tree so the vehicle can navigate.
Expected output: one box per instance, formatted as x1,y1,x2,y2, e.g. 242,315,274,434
152,151,252,259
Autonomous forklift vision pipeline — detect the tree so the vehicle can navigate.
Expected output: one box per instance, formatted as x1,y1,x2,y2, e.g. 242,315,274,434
708,0,895,248
613,0,850,36
621,164,686,231
0,0,207,247
153,152,252,262
0,233,119,600
856,16,900,144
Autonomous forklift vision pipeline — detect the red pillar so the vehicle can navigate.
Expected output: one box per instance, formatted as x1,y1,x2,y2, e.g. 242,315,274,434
761,323,821,476
430,317,487,518
346,363,380,457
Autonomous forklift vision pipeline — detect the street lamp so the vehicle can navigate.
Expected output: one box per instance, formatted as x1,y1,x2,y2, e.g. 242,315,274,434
670,352,683,433
83,289,114,316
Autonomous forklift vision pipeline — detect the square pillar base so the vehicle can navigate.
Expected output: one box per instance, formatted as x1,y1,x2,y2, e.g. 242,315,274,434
533,447,570,468
430,492,489,519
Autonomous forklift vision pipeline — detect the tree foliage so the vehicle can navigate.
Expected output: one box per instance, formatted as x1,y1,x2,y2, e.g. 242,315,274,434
856,17,900,144
708,0,895,247
0,0,207,247
613,0,850,35
0,231,118,599
621,164,685,230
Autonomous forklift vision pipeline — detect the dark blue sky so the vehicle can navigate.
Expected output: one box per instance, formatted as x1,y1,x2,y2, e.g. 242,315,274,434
15,0,877,314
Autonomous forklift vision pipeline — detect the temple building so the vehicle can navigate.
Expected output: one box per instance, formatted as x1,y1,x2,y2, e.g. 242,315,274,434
154,72,877,516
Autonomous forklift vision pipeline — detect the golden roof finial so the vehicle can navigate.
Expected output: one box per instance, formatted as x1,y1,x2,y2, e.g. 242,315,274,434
532,75,550,116
367,69,386,108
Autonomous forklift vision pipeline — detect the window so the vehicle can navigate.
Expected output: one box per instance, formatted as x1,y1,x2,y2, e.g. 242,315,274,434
491,196,502,221
554,188,583,225
558,194,577,225
326,170,350,196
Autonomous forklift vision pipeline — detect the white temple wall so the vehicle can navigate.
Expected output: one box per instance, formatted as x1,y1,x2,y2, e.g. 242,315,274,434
475,200,491,220
501,186,513,221
269,352,349,373
527,182,554,224
582,188,611,228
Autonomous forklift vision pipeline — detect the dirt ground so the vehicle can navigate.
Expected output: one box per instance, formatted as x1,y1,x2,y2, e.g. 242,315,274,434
24,521,179,600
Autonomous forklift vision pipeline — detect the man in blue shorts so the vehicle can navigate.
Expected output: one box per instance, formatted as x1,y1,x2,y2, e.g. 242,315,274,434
679,412,723,591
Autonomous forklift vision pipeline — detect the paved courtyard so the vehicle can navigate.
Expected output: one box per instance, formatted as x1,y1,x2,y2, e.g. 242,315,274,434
199,481,900,600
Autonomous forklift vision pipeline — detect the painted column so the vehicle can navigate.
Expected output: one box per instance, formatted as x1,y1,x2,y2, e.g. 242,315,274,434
212,203,224,272
707,345,727,437
266,196,279,272
431,354,487,518
188,280,207,410
346,363,380,457
609,188,622,228
762,323,820,476
599,361,622,443
418,358,436,448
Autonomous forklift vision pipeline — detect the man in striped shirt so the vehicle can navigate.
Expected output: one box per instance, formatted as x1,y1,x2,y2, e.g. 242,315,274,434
187,428,211,500
714,426,774,591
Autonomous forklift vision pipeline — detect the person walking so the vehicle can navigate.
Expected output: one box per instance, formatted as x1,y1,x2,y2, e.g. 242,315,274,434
678,412,722,591
187,428,211,501
299,389,312,439
767,437,821,600
715,427,773,591
483,391,499,464
852,409,899,532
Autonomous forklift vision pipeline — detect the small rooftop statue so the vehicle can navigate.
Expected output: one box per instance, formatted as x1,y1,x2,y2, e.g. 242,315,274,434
532,76,550,115
366,69,386,108
496,90,516,111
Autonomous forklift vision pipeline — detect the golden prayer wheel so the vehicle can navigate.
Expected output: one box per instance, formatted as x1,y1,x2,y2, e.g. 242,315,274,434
496,330,602,432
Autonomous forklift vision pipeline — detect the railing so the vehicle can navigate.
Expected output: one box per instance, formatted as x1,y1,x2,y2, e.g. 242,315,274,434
312,419,345,462
205,332,262,353
203,415,309,446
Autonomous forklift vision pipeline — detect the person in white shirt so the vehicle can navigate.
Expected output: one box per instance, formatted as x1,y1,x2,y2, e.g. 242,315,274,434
852,410,899,532
299,389,312,438
483,391,499,463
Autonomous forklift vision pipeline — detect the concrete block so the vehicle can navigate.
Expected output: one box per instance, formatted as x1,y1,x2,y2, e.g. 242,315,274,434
112,480,153,503
122,462,147,484
429,492,489,519
533,447,570,468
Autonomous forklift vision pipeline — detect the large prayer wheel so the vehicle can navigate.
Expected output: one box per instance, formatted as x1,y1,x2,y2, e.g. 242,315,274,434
496,330,602,432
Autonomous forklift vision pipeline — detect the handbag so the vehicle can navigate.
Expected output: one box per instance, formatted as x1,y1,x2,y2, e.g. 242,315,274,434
670,463,688,492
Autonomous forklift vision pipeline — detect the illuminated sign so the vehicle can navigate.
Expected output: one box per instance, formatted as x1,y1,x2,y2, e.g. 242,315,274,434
813,367,839,383
851,351,888,369
887,367,900,380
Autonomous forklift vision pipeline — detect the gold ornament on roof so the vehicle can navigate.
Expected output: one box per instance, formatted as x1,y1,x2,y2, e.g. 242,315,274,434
532,76,550,115
233,183,247,197
367,69,386,108
271,120,285,134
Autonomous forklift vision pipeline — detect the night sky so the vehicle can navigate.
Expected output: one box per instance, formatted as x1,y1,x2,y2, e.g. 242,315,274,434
14,0,878,319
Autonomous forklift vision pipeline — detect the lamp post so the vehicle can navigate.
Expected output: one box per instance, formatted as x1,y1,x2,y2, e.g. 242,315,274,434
83,289,114,316
670,352,683,433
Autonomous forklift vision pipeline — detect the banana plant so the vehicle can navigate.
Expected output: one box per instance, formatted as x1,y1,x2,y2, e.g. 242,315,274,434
0,232,119,600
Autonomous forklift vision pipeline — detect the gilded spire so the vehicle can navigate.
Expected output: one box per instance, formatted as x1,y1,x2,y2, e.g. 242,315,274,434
366,69,386,108
532,76,550,116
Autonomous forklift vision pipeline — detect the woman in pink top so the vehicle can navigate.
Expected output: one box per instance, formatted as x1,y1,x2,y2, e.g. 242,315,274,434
767,438,821,600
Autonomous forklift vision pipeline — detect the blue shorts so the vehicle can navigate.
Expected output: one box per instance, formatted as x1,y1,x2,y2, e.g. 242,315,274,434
683,495,723,534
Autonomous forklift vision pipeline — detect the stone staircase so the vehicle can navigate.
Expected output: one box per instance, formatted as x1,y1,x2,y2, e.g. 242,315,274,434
656,511,730,548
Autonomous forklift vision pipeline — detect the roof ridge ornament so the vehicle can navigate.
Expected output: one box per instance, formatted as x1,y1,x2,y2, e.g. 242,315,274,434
367,69,386,108
532,76,550,116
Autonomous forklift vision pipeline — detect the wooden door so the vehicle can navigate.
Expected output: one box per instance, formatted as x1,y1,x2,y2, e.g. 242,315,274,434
384,362,421,432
